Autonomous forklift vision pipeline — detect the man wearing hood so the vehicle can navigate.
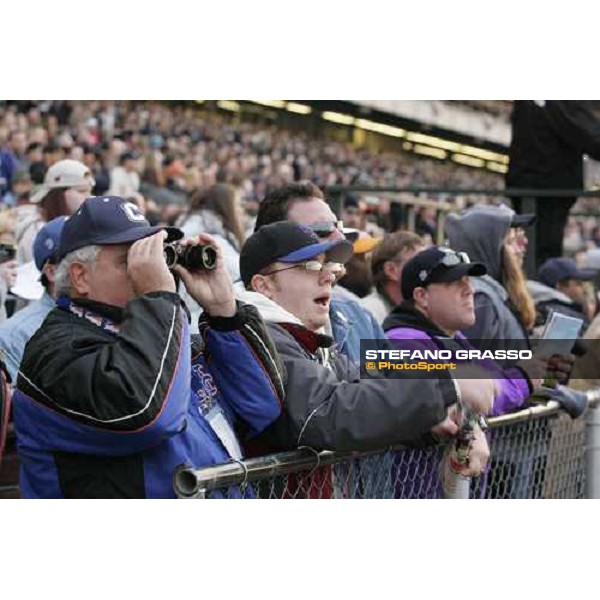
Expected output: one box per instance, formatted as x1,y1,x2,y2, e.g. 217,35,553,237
238,221,494,473
444,205,577,384
444,204,536,354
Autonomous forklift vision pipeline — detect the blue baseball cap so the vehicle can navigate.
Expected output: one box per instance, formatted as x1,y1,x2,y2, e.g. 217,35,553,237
538,257,595,288
33,216,68,271
57,195,183,261
240,221,353,287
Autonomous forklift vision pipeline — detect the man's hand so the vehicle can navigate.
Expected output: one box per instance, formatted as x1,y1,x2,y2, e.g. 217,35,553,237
517,353,547,389
547,354,575,385
172,234,236,318
519,351,575,387
127,231,176,296
458,425,490,478
0,259,18,289
430,404,460,440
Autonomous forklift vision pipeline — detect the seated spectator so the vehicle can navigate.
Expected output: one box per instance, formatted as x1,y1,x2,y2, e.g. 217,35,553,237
446,205,577,388
12,195,284,498
336,232,381,300
0,242,17,324
2,170,32,206
16,159,94,264
445,204,536,360
0,217,66,381
25,142,43,167
530,257,596,330
341,194,364,230
238,220,493,470
383,245,587,501
176,183,246,330
0,208,16,245
255,182,387,366
0,131,27,198
177,183,245,284
505,211,535,268
108,151,141,197
415,206,438,241
82,144,110,196
383,246,538,417
361,231,425,324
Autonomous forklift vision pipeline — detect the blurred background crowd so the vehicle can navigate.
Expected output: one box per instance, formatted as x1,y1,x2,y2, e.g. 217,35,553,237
2,99,600,319
0,100,505,232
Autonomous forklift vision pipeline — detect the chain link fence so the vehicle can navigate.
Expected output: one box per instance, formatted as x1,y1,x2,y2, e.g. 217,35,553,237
174,391,599,499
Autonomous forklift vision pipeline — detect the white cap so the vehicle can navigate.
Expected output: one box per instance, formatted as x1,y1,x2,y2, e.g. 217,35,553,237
30,159,95,203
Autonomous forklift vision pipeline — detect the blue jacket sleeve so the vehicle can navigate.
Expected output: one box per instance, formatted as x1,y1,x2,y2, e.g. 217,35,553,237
199,301,285,438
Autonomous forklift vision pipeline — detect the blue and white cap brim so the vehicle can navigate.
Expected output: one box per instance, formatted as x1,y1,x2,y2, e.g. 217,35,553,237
279,238,353,265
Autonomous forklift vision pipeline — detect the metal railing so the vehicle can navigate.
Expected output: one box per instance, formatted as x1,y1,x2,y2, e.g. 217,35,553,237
325,186,600,275
174,388,600,499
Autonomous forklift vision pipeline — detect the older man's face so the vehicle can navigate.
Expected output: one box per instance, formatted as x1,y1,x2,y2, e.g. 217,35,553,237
77,244,136,308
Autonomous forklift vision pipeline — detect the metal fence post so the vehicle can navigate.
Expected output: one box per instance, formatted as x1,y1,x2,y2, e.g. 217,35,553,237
586,406,600,498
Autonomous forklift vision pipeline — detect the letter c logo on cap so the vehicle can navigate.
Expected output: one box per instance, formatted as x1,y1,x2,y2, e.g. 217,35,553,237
121,201,146,223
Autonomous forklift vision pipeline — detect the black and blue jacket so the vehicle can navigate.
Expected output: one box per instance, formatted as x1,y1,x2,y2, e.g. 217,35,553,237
13,292,285,498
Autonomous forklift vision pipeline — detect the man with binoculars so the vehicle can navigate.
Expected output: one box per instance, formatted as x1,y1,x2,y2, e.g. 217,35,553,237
12,195,285,498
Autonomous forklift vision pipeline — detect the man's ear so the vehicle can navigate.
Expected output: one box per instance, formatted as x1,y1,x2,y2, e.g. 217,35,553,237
413,286,428,310
69,262,91,297
43,263,56,284
251,274,273,298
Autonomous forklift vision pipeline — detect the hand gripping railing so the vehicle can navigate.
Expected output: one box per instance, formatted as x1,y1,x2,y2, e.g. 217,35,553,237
173,387,600,499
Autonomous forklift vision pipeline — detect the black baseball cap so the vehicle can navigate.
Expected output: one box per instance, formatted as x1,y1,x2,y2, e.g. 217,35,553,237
538,257,595,288
57,195,183,261
401,246,487,300
240,221,353,287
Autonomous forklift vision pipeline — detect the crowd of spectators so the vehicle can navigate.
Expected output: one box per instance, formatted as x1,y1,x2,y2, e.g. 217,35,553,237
0,101,596,500
0,101,504,213
5,100,599,251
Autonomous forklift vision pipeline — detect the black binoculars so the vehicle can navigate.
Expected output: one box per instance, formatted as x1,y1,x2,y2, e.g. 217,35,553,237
163,242,217,271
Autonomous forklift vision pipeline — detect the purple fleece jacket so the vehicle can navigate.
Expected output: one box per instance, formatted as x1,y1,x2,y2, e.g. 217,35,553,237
386,326,532,417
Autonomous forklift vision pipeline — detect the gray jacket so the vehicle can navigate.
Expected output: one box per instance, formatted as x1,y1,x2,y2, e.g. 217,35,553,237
445,205,529,352
238,291,458,451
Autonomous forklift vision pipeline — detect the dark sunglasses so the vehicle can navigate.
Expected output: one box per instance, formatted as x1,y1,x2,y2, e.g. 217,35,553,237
308,220,344,239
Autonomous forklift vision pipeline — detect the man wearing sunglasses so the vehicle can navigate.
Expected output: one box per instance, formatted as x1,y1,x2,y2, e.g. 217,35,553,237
255,182,388,367
383,246,538,418
238,222,495,467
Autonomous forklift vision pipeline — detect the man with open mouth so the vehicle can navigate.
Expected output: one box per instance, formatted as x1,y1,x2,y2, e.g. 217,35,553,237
238,220,495,468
